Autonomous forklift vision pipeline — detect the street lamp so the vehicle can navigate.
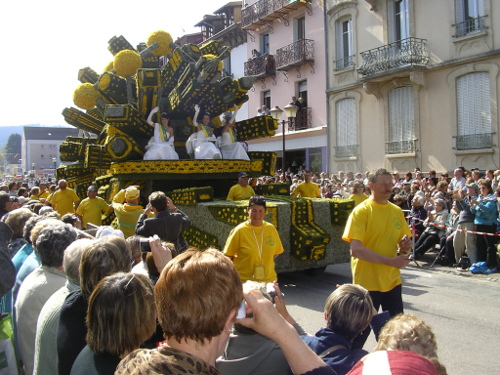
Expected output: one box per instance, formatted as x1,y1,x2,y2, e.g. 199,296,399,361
270,103,298,173
53,157,57,169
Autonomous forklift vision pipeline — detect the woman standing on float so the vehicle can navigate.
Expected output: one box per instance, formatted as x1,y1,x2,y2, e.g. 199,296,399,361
143,106,179,160
190,104,222,159
219,109,250,160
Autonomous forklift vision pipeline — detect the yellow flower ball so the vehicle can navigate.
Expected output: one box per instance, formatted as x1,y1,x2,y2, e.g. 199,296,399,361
73,83,100,110
114,50,142,77
147,30,173,56
103,61,114,72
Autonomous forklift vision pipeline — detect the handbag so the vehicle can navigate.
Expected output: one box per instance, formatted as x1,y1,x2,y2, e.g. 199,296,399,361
0,314,19,375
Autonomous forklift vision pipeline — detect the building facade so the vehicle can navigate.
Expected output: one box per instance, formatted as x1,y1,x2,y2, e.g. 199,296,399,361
242,0,328,173
326,0,500,173
22,126,79,174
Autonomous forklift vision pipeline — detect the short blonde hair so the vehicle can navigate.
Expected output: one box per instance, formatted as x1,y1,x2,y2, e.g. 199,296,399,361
155,248,242,344
376,314,438,358
324,284,373,342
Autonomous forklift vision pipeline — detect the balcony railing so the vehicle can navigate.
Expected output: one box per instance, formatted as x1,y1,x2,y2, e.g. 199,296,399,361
244,54,276,77
454,16,486,38
357,37,429,77
242,0,311,29
456,133,493,150
334,55,355,71
385,139,417,154
293,107,311,130
276,39,314,71
334,144,359,158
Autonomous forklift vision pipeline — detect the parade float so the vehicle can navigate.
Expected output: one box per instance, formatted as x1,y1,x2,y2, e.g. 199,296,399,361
58,30,353,273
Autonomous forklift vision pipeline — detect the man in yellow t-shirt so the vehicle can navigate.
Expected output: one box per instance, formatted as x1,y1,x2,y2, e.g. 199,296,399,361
46,180,80,216
291,171,320,198
226,172,255,201
76,185,111,229
342,168,412,349
37,183,50,202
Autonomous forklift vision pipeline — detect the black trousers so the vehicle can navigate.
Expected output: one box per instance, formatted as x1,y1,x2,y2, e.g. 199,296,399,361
351,284,403,349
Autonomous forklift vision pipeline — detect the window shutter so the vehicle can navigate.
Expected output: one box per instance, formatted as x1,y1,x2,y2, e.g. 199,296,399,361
388,87,414,142
455,0,464,23
336,98,356,147
457,72,491,136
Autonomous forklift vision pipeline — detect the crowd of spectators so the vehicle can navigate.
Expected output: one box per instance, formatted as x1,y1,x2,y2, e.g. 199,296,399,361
1,166,496,374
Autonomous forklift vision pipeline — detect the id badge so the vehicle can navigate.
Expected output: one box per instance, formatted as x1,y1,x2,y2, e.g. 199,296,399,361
254,264,265,281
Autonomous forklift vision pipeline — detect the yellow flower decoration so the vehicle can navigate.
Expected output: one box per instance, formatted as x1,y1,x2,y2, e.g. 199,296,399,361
73,83,100,110
103,61,114,72
147,30,173,56
114,50,142,77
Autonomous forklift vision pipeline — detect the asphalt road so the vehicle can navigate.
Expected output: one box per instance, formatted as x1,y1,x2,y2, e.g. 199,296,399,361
278,259,500,375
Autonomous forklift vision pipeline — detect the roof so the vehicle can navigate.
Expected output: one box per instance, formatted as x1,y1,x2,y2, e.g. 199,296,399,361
23,126,79,141
213,1,242,14
195,14,222,27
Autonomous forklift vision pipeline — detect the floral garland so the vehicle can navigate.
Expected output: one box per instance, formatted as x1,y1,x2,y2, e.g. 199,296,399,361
110,160,264,175
170,186,214,206
182,225,220,250
254,183,291,196
206,201,278,228
325,198,355,226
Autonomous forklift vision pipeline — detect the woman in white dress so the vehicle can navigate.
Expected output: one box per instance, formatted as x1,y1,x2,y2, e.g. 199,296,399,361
219,110,250,160
143,107,179,160
191,104,221,159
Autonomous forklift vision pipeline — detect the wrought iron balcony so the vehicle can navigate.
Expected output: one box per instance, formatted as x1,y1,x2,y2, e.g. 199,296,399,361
357,37,429,77
454,16,487,38
334,55,355,71
244,54,276,78
288,107,312,130
334,144,359,158
276,39,314,71
385,139,417,154
242,0,311,29
455,133,493,150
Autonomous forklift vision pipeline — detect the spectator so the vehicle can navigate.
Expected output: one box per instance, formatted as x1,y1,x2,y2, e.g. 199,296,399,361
469,179,498,274
348,181,369,207
57,236,132,375
412,198,448,260
4,208,35,258
0,222,15,298
408,195,427,242
15,221,77,375
33,238,91,375
447,168,466,193
0,191,14,219
302,284,390,375
375,314,447,374
452,183,478,266
136,191,190,254
71,272,156,375
348,350,440,375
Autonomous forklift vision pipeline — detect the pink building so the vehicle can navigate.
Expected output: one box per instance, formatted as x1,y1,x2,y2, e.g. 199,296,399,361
242,0,328,173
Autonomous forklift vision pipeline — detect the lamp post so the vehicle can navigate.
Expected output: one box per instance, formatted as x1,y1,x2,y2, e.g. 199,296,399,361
52,157,57,169
270,103,298,173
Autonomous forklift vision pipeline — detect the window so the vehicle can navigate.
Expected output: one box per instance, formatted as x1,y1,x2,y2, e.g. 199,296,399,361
456,72,492,149
387,86,416,154
260,34,269,55
335,18,354,70
455,0,485,37
389,0,410,42
222,55,232,77
298,81,308,106
263,91,271,111
335,98,357,157
295,16,306,41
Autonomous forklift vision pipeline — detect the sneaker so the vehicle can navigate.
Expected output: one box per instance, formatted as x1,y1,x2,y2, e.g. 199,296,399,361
470,262,487,274
483,267,498,274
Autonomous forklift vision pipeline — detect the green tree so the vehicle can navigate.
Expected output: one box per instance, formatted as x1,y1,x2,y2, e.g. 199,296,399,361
2,134,21,164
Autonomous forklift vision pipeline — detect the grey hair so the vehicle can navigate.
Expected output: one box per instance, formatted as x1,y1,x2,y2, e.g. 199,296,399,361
36,222,77,268
63,238,93,285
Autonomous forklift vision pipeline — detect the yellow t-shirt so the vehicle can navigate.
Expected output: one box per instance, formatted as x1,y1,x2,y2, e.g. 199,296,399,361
224,221,284,282
342,198,411,292
292,182,320,198
47,188,80,216
348,193,369,207
226,184,255,201
76,196,110,228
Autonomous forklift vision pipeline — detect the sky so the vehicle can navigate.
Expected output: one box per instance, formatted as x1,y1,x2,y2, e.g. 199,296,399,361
0,0,225,127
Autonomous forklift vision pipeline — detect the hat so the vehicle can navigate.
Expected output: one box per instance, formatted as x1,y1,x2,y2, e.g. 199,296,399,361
18,197,30,206
238,172,249,178
347,350,438,375
125,187,140,200
96,227,125,239
465,182,480,191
